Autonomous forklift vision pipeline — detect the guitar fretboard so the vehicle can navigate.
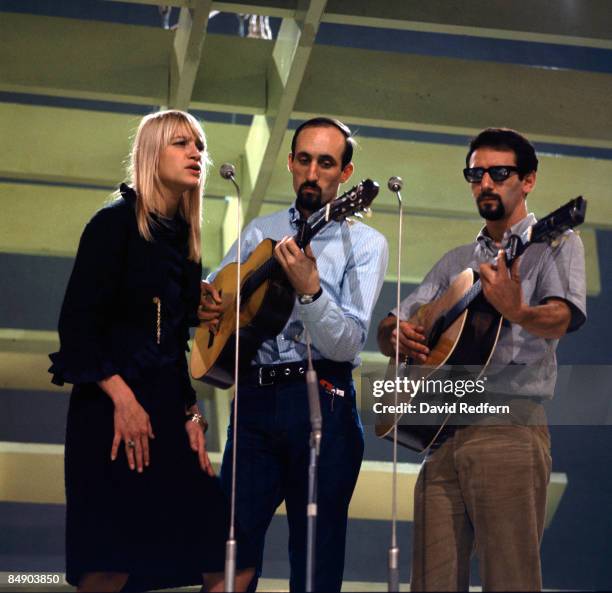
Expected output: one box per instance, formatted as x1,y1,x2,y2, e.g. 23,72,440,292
234,180,378,305
440,278,483,334
239,225,311,302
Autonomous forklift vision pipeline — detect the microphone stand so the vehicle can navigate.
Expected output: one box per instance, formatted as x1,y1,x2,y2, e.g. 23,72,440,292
304,329,322,592
221,164,242,592
387,176,404,592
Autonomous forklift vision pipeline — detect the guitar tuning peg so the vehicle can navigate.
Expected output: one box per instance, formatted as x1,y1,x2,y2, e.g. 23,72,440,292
354,212,363,219
364,208,373,218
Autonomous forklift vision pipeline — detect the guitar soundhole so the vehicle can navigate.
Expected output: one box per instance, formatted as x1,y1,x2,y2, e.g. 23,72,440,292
449,294,500,366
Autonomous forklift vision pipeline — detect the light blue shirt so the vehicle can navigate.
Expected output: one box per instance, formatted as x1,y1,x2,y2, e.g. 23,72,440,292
208,203,388,367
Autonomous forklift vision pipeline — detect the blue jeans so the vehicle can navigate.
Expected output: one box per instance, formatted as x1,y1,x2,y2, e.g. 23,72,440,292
220,365,364,592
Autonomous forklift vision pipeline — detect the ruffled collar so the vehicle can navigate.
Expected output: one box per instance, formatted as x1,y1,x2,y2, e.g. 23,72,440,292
119,183,189,238
119,182,136,205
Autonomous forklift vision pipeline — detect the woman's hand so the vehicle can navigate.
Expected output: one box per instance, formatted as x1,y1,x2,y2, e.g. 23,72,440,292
185,412,215,477
98,375,155,472
198,281,223,334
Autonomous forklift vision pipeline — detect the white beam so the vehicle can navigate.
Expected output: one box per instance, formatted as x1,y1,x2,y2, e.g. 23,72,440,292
3,15,611,148
0,440,567,527
105,0,612,48
322,0,612,50
242,0,328,221
169,0,214,109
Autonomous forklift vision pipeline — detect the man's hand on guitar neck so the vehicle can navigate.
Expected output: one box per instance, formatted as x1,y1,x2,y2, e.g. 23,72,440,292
480,250,572,338
377,316,430,363
198,281,223,333
274,236,321,296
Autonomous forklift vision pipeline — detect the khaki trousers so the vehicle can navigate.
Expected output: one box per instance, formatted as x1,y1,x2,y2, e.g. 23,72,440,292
411,424,551,591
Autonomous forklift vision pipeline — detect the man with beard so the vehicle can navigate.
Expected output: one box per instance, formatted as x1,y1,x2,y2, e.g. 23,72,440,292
377,128,586,591
199,117,388,591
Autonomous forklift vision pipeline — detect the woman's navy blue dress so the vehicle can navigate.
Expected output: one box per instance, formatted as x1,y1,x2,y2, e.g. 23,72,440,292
49,186,246,590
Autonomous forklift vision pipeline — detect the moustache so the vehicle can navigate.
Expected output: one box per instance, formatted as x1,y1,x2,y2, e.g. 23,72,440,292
299,181,322,195
477,191,501,204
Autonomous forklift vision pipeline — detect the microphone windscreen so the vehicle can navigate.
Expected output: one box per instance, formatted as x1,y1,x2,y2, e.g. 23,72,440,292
387,176,403,192
220,163,236,180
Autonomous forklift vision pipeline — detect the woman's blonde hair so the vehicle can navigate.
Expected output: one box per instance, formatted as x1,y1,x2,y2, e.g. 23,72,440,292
128,109,210,262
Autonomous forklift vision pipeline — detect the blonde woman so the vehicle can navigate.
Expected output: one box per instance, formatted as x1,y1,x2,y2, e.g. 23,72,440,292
49,111,255,592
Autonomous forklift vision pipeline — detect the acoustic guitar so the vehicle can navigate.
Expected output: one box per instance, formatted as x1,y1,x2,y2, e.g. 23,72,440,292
375,196,587,452
191,180,380,388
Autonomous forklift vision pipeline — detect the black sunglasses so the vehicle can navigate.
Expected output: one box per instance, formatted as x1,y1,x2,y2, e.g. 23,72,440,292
463,166,520,183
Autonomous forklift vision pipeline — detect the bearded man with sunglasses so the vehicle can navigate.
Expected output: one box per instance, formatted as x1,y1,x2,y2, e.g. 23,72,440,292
378,128,586,591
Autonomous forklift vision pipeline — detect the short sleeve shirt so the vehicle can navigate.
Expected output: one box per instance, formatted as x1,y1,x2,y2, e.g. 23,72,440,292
392,213,587,398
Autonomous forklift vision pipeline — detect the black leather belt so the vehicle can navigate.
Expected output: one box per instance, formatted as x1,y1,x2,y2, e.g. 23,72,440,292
247,360,352,387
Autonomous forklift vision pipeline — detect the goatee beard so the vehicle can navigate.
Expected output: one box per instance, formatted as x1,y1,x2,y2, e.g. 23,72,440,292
477,191,506,221
296,182,323,212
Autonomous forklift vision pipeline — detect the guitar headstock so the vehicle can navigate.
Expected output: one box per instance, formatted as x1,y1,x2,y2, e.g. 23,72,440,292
529,196,587,245
505,196,587,264
306,179,380,238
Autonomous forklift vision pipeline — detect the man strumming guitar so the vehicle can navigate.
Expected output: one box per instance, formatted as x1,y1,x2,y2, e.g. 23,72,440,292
377,128,586,592
198,117,388,592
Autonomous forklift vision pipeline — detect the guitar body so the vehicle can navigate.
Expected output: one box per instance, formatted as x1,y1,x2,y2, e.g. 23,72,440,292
190,179,382,388
191,239,296,388
375,268,503,452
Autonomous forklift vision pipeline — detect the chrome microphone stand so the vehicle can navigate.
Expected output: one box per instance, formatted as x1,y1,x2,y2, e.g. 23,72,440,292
220,163,242,592
387,175,404,592
304,329,322,592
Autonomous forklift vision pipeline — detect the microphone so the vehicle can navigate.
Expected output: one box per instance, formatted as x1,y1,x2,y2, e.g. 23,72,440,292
220,162,236,180
387,173,404,592
219,158,242,593
387,176,403,193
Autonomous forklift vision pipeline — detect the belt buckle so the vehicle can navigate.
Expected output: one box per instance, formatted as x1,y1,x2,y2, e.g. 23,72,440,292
258,366,274,387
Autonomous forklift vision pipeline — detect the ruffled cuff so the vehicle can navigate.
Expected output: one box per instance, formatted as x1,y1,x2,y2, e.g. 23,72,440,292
48,341,159,387
48,350,118,386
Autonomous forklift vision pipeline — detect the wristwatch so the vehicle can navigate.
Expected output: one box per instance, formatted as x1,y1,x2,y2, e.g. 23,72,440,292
298,287,323,305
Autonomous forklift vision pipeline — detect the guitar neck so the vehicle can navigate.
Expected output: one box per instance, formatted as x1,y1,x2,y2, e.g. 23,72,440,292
240,226,317,301
439,238,532,334
440,278,483,333
238,178,380,301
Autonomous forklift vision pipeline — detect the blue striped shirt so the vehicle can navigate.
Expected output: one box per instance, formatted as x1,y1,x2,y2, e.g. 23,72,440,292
208,203,388,367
